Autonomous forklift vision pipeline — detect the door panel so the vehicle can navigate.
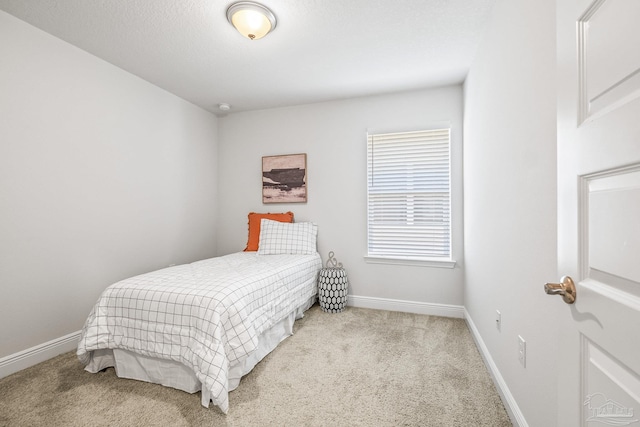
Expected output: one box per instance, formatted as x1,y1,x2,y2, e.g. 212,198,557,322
586,167,640,287
578,0,640,123
582,338,640,425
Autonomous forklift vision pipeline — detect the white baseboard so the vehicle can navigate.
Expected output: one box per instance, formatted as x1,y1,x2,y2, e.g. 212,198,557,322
0,330,81,379
348,295,464,318
464,308,528,427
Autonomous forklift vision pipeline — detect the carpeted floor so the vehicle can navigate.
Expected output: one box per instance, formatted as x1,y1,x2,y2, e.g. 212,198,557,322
0,305,512,426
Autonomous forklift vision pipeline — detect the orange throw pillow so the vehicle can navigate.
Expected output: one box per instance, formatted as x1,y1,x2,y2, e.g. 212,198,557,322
244,212,294,251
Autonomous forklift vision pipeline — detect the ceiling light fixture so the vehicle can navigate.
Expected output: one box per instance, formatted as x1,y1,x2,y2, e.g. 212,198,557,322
226,2,277,41
218,103,231,111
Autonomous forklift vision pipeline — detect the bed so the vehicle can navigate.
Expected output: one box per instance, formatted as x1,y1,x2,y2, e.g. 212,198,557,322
77,218,321,414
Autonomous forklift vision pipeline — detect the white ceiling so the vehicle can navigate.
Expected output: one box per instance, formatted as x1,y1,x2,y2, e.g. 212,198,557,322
0,0,496,115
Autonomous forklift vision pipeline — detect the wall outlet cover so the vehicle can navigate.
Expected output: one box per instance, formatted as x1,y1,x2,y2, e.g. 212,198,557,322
518,335,526,367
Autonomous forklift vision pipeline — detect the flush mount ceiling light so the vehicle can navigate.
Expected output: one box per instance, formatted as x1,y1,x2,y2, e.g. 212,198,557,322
226,1,277,40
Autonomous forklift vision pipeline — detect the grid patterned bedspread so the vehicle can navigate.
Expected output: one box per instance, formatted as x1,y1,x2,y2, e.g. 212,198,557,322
77,252,321,413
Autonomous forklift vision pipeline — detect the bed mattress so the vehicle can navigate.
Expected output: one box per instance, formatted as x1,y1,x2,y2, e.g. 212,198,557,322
77,252,322,413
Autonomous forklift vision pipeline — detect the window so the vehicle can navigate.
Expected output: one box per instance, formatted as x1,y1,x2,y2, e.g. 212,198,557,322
366,128,453,266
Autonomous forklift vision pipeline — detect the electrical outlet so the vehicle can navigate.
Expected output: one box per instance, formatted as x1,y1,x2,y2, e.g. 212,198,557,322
518,335,526,367
495,310,501,331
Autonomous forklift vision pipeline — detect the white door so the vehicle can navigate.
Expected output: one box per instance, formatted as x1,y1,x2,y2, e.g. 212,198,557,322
555,0,640,426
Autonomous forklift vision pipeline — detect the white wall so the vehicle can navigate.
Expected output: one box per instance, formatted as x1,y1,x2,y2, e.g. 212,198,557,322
217,86,464,307
463,0,560,426
0,11,219,358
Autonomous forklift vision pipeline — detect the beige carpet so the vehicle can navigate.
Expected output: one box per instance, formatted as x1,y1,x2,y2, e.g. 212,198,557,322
0,305,512,426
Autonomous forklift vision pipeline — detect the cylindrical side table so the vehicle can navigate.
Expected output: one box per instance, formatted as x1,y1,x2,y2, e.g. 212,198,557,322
318,267,348,313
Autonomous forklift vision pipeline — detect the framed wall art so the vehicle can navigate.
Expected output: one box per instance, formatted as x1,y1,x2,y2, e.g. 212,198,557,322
262,153,307,203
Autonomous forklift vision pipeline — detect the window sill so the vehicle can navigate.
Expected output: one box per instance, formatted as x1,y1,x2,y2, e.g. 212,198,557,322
364,256,457,269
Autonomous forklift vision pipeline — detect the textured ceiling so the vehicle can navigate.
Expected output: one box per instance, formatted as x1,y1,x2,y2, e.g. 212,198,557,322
0,0,496,115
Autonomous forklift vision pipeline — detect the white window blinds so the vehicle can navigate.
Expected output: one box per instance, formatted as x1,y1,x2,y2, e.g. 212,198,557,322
367,128,451,260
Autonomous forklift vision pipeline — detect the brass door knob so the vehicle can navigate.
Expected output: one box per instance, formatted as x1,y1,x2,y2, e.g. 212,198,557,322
544,276,576,304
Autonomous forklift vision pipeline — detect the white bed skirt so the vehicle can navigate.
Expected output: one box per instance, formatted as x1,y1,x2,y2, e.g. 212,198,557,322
85,296,316,408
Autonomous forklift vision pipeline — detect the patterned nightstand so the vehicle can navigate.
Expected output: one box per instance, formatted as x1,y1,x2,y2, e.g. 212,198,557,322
317,252,348,313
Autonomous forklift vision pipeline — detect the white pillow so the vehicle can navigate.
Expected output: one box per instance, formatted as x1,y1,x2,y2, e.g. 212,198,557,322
257,219,318,255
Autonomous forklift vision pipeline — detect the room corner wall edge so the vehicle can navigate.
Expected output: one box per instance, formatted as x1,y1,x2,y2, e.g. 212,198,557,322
464,308,528,427
0,331,81,379
347,295,464,318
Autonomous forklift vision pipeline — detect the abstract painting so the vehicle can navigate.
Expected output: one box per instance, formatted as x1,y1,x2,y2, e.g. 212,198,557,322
262,154,307,203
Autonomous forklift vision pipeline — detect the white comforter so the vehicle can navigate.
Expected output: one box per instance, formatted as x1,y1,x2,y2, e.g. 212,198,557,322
77,252,321,413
